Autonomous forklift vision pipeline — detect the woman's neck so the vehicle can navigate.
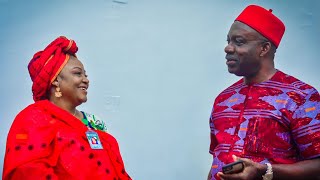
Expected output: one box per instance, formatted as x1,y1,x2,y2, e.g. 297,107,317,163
49,98,77,116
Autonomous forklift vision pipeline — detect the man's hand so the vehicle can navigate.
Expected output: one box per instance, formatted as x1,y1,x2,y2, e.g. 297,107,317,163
217,155,266,180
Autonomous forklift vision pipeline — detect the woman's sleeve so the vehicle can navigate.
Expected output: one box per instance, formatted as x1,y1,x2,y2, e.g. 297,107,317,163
5,160,59,180
3,107,59,180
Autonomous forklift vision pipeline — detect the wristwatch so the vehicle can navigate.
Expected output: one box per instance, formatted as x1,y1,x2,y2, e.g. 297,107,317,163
262,163,273,180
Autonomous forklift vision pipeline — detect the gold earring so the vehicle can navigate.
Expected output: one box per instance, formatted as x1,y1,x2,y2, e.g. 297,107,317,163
55,87,62,98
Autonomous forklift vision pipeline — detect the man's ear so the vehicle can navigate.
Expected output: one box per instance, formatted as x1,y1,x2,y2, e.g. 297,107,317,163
259,41,271,57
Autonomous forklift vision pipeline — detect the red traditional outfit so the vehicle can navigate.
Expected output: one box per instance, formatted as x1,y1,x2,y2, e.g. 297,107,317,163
209,71,320,179
209,5,320,180
3,37,131,180
3,100,131,180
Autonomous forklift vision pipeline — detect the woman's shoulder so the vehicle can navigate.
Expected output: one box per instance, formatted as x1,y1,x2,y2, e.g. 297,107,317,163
6,101,56,147
12,103,49,127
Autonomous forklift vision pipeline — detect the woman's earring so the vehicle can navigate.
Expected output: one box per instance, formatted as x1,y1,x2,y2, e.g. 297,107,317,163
55,87,62,97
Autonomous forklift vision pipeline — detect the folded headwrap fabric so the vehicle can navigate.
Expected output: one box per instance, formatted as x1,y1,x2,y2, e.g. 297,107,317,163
28,36,78,101
235,5,285,48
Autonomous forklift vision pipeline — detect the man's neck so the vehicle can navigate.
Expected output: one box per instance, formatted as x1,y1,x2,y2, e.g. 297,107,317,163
244,68,277,85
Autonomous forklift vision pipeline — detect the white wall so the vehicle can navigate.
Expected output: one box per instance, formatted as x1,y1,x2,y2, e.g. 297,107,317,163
1,0,319,179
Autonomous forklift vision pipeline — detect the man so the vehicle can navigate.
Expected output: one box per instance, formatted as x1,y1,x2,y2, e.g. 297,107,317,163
208,5,320,180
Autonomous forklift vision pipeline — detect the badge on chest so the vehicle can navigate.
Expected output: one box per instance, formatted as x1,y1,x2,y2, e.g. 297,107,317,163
86,130,103,149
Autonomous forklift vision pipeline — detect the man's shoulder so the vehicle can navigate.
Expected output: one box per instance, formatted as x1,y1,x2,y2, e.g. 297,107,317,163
213,79,244,105
219,79,244,94
271,70,318,94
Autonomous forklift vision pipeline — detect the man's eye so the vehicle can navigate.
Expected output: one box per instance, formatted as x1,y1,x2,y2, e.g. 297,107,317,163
235,39,244,45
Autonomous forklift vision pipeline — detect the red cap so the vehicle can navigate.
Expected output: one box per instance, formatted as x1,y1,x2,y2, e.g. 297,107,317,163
235,5,285,48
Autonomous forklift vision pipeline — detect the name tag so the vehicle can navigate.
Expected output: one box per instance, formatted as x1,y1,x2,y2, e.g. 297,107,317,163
86,130,103,149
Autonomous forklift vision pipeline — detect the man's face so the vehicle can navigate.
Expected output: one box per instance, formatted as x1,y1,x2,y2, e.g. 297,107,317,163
224,21,266,77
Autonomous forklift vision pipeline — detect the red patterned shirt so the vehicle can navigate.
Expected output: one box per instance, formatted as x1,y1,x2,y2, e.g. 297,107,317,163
209,70,320,179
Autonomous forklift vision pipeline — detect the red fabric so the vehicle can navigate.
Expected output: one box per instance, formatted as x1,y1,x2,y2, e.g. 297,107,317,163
235,5,285,47
209,71,320,180
3,100,131,180
28,36,78,101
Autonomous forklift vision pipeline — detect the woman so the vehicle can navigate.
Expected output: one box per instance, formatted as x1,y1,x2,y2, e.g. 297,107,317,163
3,36,132,180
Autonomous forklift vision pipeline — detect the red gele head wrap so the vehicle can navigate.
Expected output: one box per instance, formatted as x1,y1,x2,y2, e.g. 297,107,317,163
235,5,285,48
28,36,78,101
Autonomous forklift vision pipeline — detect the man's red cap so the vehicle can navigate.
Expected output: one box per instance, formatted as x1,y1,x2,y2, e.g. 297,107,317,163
235,5,285,48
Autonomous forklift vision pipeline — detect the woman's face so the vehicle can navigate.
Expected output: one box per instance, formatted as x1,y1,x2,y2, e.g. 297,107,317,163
56,55,89,106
